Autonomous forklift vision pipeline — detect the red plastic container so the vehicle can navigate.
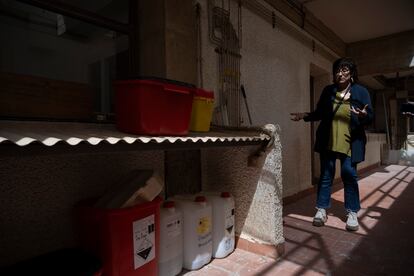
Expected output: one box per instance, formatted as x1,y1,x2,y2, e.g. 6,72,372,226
77,197,162,276
114,78,195,135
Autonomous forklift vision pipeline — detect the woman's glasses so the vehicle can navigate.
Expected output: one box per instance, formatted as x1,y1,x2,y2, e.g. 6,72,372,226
335,67,350,75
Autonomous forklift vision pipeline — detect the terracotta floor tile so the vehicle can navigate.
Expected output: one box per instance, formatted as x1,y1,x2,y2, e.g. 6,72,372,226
208,257,243,273
182,265,231,276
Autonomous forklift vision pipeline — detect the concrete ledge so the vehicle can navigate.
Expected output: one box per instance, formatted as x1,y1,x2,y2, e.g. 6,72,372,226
235,236,284,260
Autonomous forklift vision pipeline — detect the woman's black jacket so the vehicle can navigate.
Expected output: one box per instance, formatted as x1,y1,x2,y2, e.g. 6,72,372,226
304,83,373,164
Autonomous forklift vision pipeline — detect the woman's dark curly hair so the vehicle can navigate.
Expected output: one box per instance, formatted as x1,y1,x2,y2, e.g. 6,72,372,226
332,57,358,83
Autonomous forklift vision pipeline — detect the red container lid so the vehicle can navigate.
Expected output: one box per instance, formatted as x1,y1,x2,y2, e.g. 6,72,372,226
195,196,206,202
195,88,214,99
163,201,175,208
115,76,196,88
221,192,231,198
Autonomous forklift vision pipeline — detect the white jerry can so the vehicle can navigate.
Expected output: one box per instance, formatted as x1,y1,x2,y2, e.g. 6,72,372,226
173,195,212,270
158,201,183,276
205,192,235,258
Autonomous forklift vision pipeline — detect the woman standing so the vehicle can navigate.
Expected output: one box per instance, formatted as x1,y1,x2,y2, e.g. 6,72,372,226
291,57,373,231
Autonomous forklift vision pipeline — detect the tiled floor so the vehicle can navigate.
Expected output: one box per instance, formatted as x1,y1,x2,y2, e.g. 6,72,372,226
181,165,414,275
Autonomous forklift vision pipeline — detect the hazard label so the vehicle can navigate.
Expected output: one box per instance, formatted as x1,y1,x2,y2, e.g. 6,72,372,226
224,237,232,250
196,216,211,235
133,215,155,269
166,218,181,238
225,208,235,234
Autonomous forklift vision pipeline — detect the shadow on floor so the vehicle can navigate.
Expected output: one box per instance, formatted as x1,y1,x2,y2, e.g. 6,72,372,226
256,165,414,275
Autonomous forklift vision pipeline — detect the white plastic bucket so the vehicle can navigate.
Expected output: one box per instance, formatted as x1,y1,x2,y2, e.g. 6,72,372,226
158,201,183,276
205,192,235,258
173,195,212,270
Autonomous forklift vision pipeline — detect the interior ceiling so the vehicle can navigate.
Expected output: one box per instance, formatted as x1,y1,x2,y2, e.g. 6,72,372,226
297,0,414,90
298,0,414,43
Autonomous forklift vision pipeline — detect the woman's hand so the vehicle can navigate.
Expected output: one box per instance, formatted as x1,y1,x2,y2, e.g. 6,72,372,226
351,104,368,118
290,112,307,121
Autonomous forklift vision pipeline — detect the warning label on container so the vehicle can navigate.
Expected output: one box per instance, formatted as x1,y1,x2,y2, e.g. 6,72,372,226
166,218,181,238
224,237,232,250
197,216,212,247
225,208,235,234
196,216,211,235
133,215,155,269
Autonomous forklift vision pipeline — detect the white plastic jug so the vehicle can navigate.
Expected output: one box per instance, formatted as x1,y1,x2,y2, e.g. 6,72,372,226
205,192,235,258
159,201,183,276
173,195,212,270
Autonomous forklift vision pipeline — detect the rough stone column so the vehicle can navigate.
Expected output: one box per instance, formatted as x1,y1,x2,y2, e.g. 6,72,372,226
202,126,284,252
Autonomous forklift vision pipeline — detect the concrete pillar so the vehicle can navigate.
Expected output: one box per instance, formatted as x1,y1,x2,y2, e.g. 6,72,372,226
165,0,197,84
136,0,167,77
137,0,197,84
137,1,199,196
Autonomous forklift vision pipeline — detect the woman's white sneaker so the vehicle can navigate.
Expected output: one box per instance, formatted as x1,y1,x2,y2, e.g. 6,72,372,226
346,211,359,231
313,208,327,227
